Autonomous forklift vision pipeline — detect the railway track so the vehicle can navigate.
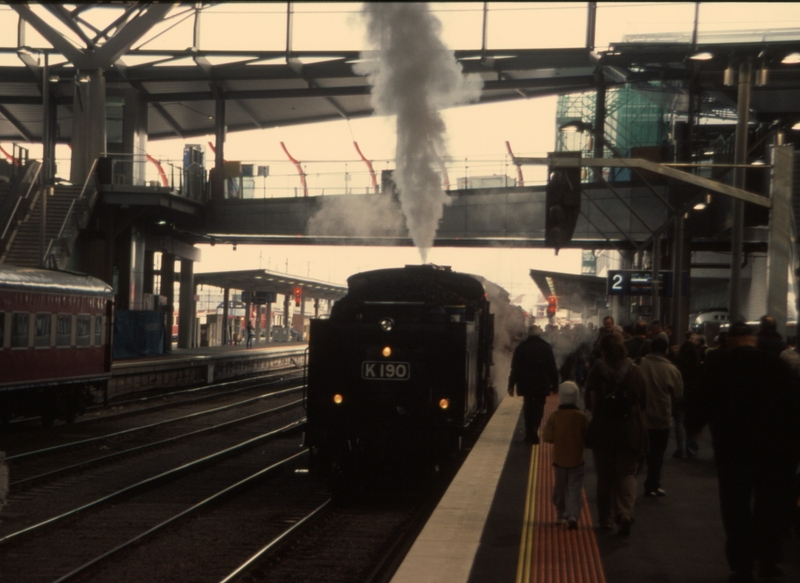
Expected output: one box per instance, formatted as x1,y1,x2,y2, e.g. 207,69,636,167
7,385,305,491
0,376,492,583
3,367,303,435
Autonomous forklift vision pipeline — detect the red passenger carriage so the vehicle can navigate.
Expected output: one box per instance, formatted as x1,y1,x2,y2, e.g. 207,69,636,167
0,265,114,427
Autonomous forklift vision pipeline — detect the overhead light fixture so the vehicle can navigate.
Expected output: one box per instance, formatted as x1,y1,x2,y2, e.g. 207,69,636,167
751,159,765,166
689,52,714,61
723,64,736,86
48,74,59,83
77,73,90,83
756,64,769,86
703,149,716,156
792,122,800,131
693,201,707,210
782,53,800,64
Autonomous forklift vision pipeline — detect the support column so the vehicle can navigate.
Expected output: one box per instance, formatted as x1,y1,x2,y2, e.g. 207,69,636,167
729,59,752,322
143,250,155,296
70,69,106,185
178,258,194,349
593,68,606,182
210,93,226,200
651,238,661,322
766,145,793,339
254,304,262,346
672,216,685,341
314,298,320,319
161,253,175,354
283,294,291,342
265,301,273,344
244,294,252,346
222,287,230,345
299,290,306,341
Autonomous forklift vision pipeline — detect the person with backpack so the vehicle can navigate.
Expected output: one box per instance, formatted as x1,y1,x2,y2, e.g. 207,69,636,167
585,333,649,536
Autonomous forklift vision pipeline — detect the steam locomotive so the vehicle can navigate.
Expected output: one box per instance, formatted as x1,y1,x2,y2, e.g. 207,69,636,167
303,264,500,485
0,265,114,427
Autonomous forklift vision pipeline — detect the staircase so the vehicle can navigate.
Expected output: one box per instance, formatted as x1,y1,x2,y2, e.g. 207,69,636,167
1,185,83,268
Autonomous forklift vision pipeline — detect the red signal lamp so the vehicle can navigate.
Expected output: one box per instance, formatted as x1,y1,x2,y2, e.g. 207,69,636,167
547,295,558,317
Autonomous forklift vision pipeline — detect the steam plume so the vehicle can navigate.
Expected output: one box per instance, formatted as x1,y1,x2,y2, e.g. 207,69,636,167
356,3,482,261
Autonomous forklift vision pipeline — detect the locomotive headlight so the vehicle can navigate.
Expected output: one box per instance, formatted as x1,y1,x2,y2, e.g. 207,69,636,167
382,346,392,357
379,318,394,332
439,398,450,410
333,394,344,404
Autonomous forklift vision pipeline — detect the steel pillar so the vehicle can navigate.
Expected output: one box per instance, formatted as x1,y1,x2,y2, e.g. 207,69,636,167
766,145,793,338
222,287,230,345
729,59,752,321
70,69,106,184
178,258,194,349
161,253,175,354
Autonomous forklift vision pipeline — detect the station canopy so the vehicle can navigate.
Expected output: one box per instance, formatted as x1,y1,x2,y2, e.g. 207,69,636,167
194,269,347,302
529,269,607,314
3,4,800,142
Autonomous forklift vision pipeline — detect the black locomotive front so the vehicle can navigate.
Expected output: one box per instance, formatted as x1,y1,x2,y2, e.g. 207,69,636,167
304,265,494,481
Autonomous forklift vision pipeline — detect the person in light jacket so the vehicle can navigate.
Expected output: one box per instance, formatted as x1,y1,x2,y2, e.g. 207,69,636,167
543,380,589,529
639,336,683,497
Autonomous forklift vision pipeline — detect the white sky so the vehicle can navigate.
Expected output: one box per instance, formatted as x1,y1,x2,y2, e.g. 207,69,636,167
4,2,800,309
150,96,574,309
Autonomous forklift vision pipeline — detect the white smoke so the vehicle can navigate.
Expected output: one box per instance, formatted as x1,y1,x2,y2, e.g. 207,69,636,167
307,194,405,238
356,3,483,262
471,275,530,405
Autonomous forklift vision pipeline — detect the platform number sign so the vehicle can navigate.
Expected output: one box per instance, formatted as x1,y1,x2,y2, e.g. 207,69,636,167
607,271,687,297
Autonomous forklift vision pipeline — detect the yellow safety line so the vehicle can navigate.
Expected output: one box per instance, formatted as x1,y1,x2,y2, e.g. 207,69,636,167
516,443,539,583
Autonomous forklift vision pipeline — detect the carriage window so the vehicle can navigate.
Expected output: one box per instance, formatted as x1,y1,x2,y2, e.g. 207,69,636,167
95,315,103,345
56,314,72,347
35,313,51,347
11,312,29,348
76,315,91,346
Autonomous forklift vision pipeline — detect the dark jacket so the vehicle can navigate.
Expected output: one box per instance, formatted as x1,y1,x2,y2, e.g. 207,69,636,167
585,358,649,455
508,335,559,397
689,345,800,462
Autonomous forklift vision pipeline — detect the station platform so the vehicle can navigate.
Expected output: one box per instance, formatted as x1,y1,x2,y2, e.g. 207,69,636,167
391,395,800,583
108,341,307,401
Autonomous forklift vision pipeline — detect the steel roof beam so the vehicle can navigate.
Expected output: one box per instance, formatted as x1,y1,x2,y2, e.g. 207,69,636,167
42,4,95,50
11,3,170,71
514,156,770,208
0,104,34,141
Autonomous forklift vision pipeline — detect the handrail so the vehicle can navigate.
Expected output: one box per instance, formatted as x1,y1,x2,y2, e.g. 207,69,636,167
0,160,41,257
45,158,99,270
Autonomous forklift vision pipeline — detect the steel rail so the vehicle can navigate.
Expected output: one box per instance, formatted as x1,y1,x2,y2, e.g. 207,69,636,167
0,418,306,546
217,498,332,583
11,397,304,489
5,363,303,429
51,450,314,583
7,384,303,463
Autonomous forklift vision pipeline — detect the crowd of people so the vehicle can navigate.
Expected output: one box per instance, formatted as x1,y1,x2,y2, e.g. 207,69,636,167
507,315,800,583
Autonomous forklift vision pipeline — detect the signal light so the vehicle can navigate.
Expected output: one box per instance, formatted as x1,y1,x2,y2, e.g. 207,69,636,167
293,286,302,307
545,152,582,254
333,394,343,404
547,295,558,317
439,398,450,410
382,346,392,357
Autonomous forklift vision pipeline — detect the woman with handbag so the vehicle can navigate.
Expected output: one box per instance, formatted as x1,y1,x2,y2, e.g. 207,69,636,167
585,332,649,536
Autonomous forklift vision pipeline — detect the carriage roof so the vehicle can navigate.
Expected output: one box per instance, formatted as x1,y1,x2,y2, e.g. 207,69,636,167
0,265,113,297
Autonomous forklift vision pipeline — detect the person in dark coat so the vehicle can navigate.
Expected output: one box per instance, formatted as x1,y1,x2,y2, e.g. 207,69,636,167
508,325,559,444
688,321,800,583
757,315,788,356
585,333,649,536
